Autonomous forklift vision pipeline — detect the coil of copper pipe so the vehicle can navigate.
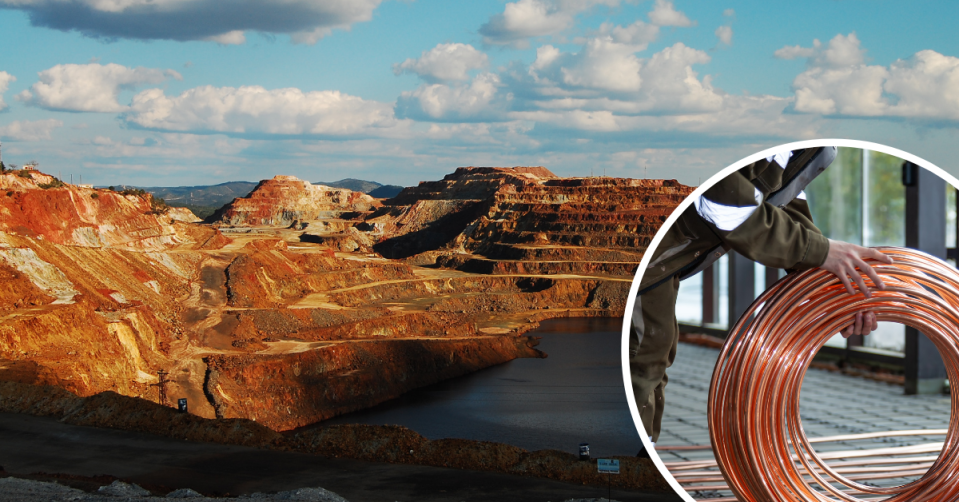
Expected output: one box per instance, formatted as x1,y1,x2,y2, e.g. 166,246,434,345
708,247,959,502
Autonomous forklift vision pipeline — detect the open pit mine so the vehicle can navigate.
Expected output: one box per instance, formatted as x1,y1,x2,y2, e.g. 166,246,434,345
0,166,690,485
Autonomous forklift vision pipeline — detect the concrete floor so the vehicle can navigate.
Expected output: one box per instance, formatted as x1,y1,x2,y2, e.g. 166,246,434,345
657,342,950,499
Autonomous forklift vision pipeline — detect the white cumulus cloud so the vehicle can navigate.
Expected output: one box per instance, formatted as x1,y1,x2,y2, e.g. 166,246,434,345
0,71,15,111
715,25,732,45
393,43,489,83
792,65,887,116
559,38,644,92
524,40,718,112
479,0,618,47
123,85,399,137
18,63,181,113
774,41,820,61
648,0,693,27
508,94,813,137
784,33,959,120
206,30,246,45
0,0,383,44
595,20,659,49
775,33,864,67
640,42,720,111
395,73,505,122
0,119,63,141
883,50,959,119
478,36,814,137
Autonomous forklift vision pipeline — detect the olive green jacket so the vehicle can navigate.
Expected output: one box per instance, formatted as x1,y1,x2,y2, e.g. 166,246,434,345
639,148,831,292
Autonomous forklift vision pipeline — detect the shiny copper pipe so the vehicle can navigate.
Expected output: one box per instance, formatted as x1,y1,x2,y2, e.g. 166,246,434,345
708,247,958,502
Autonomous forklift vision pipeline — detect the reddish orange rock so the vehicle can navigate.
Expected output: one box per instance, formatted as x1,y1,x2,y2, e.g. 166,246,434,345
0,165,691,441
0,170,223,250
211,175,380,227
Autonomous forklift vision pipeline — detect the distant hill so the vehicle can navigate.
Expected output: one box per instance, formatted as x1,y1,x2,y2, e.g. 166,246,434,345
368,185,404,198
319,179,403,198
115,181,258,220
316,178,381,193
123,178,406,219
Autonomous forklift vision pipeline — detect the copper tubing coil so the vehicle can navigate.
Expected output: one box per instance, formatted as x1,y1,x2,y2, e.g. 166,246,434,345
708,247,959,502
669,448,943,499
659,429,949,451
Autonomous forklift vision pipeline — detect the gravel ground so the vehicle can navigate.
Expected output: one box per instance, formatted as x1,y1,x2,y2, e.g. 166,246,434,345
0,478,349,502
0,478,627,502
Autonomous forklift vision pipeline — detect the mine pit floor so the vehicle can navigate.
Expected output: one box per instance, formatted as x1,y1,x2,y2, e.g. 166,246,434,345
0,412,678,502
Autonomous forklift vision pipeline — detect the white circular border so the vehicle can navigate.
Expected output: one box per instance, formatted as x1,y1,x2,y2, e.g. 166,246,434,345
619,138,959,501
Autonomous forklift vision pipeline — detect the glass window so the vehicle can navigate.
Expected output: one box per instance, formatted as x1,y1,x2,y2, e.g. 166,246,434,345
806,147,863,245
676,270,702,325
864,150,906,352
823,333,847,348
718,254,728,328
754,262,764,300
864,150,905,247
866,323,905,353
676,255,729,329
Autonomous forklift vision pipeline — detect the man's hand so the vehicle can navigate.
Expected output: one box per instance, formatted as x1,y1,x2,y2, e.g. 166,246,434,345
820,240,891,338
840,311,878,338
820,239,894,298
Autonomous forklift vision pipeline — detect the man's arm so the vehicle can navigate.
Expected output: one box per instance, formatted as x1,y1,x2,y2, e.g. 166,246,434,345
694,169,829,270
694,164,893,337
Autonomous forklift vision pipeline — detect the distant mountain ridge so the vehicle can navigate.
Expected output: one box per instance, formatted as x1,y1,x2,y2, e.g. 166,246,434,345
312,179,404,199
368,185,404,198
120,178,405,219
319,178,380,193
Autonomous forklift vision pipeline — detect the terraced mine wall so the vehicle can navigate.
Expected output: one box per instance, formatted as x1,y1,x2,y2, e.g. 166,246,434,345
371,167,692,281
0,166,690,463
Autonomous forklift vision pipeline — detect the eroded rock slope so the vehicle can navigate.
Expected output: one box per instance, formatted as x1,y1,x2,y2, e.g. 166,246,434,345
0,167,690,433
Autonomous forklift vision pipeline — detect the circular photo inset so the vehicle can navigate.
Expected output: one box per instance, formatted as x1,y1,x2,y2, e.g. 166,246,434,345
622,139,959,502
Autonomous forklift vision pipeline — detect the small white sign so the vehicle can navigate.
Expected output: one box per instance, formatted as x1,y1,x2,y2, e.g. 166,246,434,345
597,458,620,474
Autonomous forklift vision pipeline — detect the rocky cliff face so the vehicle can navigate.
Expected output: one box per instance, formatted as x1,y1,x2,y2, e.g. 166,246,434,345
205,336,543,429
370,167,692,270
210,176,379,227
0,176,223,405
0,166,690,434
0,171,220,250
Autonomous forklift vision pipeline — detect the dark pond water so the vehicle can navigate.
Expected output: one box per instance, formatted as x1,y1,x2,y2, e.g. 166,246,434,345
324,317,643,457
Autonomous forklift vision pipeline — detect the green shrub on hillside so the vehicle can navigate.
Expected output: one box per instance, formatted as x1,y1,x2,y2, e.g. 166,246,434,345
118,187,147,197
38,178,65,189
149,196,170,214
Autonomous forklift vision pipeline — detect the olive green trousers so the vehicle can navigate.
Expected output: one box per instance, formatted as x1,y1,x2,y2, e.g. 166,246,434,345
628,275,680,443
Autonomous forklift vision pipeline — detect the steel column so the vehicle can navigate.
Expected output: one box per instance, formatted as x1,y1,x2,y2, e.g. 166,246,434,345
702,263,719,325
903,162,947,395
728,251,755,326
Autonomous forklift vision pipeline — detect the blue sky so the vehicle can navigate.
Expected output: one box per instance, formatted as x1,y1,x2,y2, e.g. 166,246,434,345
1,0,959,187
